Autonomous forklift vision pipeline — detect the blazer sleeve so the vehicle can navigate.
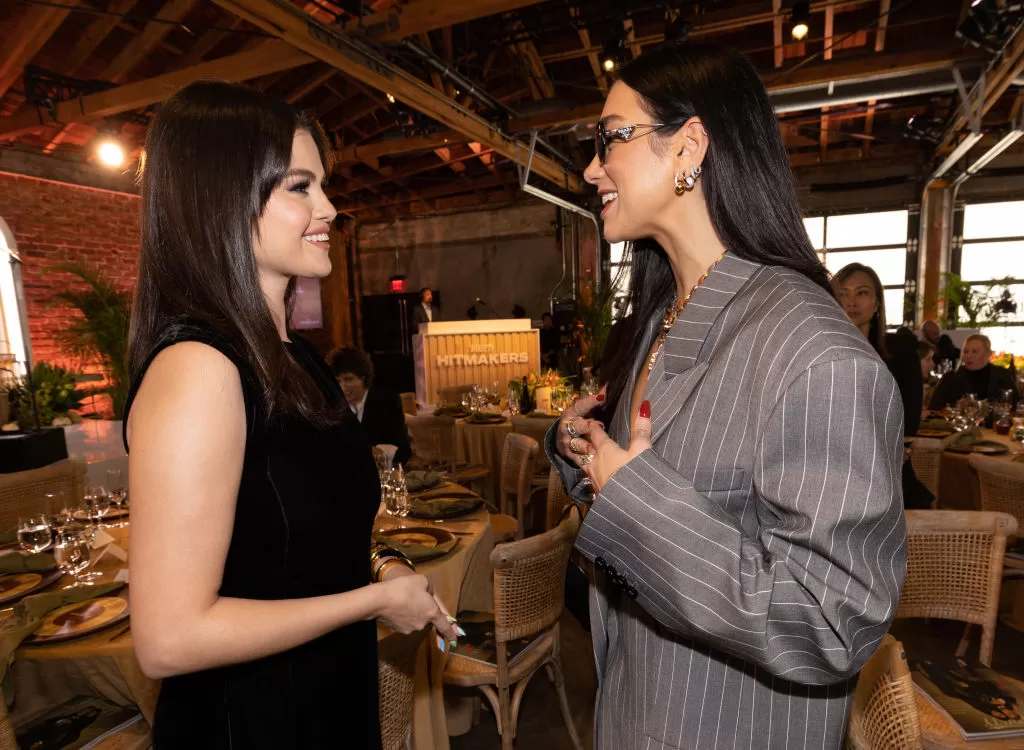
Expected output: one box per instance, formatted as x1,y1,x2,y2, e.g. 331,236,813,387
575,357,908,685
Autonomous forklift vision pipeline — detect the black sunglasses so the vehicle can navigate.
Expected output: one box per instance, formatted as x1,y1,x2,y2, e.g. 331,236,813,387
596,122,672,164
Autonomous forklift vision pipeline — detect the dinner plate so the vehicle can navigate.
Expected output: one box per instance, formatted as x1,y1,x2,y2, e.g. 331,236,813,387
916,428,954,438
376,527,457,562
465,414,506,425
947,440,1011,455
26,594,130,644
0,570,62,606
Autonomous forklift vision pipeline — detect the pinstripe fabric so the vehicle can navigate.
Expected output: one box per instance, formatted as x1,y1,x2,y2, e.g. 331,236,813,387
548,255,907,750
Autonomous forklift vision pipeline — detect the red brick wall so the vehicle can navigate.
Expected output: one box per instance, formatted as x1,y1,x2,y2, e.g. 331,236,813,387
0,172,139,413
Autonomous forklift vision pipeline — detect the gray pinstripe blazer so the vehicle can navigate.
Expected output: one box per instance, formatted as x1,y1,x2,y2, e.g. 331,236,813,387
549,254,907,750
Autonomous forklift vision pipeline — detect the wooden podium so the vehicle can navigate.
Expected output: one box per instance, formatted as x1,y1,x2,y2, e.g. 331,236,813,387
413,319,540,405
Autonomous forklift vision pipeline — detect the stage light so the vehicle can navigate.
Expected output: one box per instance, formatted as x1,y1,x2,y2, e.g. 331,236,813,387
791,1,810,41
602,57,615,71
97,140,124,167
386,92,396,103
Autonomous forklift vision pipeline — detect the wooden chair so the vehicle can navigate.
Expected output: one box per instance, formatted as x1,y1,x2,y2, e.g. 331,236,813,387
844,635,923,750
545,468,575,531
0,459,86,530
378,630,427,750
968,454,1024,528
498,434,538,540
896,510,1018,666
511,416,554,495
405,414,489,493
437,384,476,407
443,509,584,750
909,437,943,500
399,392,417,417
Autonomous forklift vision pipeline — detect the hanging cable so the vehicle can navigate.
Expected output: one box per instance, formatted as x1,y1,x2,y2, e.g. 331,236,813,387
14,0,275,37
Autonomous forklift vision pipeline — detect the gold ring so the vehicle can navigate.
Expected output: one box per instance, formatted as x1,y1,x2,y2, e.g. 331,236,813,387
567,417,581,439
569,437,586,454
579,453,594,465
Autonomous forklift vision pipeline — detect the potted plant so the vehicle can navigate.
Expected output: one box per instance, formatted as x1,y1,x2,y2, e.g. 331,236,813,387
48,263,131,419
4,362,85,430
573,278,616,375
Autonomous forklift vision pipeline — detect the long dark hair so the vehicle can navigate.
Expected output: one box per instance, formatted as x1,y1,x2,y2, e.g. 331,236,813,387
833,262,889,360
601,42,831,418
130,80,334,424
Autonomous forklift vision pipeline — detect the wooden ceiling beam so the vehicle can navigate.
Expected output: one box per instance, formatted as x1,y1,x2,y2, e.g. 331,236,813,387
359,184,520,221
349,173,512,211
100,0,197,82
572,11,608,96
876,0,891,53
623,18,642,61
285,66,337,103
0,1,79,101
213,0,580,191
772,0,784,69
66,0,138,75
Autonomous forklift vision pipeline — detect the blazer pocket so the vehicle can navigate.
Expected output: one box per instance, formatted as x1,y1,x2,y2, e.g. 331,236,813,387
691,466,747,495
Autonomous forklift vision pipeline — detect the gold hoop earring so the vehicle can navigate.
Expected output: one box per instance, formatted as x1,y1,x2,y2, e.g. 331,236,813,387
674,171,686,196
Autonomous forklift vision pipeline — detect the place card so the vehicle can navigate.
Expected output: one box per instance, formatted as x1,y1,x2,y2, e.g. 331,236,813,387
114,569,129,583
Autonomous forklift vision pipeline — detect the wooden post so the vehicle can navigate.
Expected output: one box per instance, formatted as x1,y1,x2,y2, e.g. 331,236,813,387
918,184,954,323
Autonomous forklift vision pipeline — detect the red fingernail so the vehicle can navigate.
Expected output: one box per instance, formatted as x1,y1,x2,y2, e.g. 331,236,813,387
639,400,651,419
596,394,605,402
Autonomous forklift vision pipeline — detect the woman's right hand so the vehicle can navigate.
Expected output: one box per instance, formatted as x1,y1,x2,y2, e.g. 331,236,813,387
374,571,459,642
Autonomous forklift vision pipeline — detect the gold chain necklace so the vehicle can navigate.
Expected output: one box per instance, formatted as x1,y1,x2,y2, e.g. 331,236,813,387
647,252,727,372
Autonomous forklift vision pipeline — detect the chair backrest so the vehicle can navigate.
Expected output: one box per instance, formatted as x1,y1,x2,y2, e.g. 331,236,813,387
909,438,943,498
545,468,574,531
0,459,86,530
437,384,475,407
405,415,458,467
491,507,581,644
399,392,417,417
511,416,553,472
968,454,1024,530
844,635,923,750
897,510,1017,666
378,629,427,750
499,433,538,529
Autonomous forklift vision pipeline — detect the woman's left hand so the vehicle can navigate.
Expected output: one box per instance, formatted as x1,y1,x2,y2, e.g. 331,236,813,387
580,400,653,494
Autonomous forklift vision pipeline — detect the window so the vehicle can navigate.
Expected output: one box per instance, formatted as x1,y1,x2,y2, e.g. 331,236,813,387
0,217,28,380
609,241,631,319
959,201,1024,354
807,210,910,328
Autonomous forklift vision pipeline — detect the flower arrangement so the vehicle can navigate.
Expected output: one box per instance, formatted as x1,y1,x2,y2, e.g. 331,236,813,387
2,362,85,431
508,369,571,399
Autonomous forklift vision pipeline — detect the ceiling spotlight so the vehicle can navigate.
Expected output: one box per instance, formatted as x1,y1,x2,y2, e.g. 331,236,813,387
386,92,396,104
97,140,124,168
790,1,810,41
601,36,625,73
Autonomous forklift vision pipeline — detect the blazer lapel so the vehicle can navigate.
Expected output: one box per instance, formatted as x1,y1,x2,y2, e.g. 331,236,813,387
640,254,761,444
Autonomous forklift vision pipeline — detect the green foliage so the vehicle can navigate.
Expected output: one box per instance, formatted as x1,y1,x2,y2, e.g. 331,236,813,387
8,362,85,428
574,278,616,370
48,263,131,418
940,273,1018,329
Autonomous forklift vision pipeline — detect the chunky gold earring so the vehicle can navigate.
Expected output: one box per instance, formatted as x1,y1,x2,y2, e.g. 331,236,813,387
674,171,686,196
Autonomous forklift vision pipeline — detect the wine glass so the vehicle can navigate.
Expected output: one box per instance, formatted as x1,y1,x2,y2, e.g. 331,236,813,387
106,469,129,527
54,529,98,585
507,387,520,417
17,514,52,553
84,486,111,530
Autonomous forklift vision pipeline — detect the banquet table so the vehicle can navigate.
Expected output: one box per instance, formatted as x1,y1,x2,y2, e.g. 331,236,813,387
454,418,513,504
936,428,1019,511
6,493,494,750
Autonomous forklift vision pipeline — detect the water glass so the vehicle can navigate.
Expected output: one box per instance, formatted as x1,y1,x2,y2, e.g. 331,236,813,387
54,530,98,585
18,515,52,553
84,486,112,529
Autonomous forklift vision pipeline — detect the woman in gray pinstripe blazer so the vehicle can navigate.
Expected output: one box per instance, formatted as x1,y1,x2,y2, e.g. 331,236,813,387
548,43,907,750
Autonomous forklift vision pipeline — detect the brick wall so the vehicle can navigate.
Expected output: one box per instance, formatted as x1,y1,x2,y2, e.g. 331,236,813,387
0,172,139,412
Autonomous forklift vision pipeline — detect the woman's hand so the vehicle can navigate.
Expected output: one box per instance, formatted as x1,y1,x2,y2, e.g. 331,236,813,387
555,389,607,464
581,400,653,494
374,570,459,643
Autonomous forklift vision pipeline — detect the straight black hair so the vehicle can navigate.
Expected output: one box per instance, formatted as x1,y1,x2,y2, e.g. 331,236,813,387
602,42,831,417
131,80,336,424
833,262,889,361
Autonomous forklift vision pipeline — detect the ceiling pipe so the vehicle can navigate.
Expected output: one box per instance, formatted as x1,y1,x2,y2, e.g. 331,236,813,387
951,125,1024,186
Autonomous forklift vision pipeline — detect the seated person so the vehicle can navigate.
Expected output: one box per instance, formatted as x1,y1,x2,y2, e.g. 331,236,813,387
928,333,1018,409
328,348,411,466
922,319,960,371
539,312,559,369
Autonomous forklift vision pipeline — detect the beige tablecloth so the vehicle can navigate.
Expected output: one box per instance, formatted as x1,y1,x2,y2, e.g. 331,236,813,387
454,419,513,504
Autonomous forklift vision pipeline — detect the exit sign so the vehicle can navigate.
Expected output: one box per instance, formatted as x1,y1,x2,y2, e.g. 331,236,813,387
389,276,406,293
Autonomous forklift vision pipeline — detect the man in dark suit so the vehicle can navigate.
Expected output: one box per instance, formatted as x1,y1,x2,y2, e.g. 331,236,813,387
411,287,439,329
922,319,960,371
327,348,411,466
928,333,1018,409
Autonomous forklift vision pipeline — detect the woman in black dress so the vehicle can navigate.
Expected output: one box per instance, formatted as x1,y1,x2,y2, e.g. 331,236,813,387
124,81,459,748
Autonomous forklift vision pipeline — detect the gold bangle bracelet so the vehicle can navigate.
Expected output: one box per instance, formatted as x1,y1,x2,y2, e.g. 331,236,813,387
375,557,414,582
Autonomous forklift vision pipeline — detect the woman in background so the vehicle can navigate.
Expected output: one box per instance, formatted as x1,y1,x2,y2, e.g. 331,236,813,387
835,262,932,508
125,81,457,748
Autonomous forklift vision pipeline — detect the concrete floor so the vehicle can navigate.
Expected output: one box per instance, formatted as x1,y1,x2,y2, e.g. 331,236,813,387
450,611,1024,749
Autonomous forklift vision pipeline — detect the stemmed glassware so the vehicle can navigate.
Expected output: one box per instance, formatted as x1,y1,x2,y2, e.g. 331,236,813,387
54,529,98,586
84,486,111,530
106,469,129,526
17,514,53,553
380,465,410,527
506,387,520,417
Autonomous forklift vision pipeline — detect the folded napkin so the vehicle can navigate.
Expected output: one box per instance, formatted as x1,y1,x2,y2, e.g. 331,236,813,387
919,418,956,433
432,406,467,417
405,470,443,493
411,483,478,500
943,427,983,451
372,532,458,562
0,581,124,702
409,496,482,518
0,552,56,575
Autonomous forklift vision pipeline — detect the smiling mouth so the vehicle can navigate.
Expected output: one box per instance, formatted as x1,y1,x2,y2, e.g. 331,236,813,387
601,192,618,206
303,233,330,243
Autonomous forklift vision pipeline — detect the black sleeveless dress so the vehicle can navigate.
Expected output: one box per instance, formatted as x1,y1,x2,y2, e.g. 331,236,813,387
123,325,382,749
